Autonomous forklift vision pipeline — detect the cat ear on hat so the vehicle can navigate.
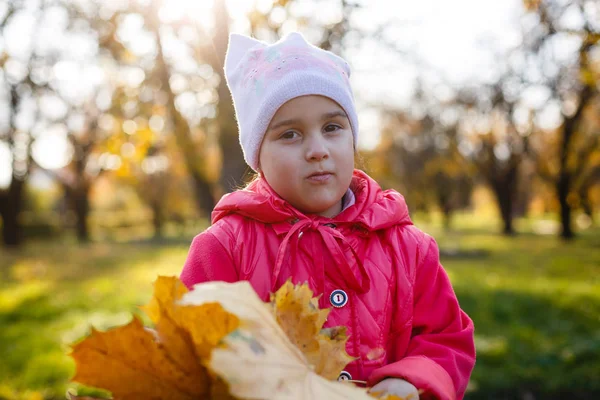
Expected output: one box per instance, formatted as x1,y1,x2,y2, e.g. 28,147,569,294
281,31,352,78
224,34,266,76
279,31,309,44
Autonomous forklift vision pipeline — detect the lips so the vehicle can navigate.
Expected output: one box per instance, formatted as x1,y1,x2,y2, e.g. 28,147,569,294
307,171,334,183
308,171,332,177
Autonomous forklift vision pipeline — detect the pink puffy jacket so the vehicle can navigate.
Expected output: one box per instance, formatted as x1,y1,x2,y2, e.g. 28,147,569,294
181,170,475,400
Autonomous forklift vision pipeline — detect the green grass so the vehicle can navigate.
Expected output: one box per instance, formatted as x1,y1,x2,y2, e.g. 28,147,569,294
0,240,190,400
0,216,599,399
424,214,600,399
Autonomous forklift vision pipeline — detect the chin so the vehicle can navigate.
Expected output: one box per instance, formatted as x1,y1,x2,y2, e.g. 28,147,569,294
305,200,339,214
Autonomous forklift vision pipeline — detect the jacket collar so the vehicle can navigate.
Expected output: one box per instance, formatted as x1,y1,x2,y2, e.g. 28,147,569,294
211,169,412,232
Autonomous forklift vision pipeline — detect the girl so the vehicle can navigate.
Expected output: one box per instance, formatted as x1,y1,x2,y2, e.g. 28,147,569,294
181,32,475,400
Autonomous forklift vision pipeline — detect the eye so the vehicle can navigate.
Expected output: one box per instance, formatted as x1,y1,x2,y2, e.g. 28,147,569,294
280,130,299,140
324,124,341,133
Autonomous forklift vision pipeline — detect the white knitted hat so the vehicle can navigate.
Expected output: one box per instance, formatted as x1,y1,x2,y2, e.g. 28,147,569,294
224,32,359,171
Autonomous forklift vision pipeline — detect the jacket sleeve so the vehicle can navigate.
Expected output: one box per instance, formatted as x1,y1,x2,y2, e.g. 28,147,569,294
367,235,475,400
180,228,239,289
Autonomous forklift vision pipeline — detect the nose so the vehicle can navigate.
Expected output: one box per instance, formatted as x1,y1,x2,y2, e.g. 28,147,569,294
305,134,330,162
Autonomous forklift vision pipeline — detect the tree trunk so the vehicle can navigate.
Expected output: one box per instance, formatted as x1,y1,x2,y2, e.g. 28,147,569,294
217,88,250,191
191,170,216,215
553,84,592,240
151,201,164,239
214,0,250,191
491,179,516,236
0,178,25,247
148,10,217,217
442,207,452,232
435,185,453,231
476,146,520,236
578,170,597,225
557,173,574,240
74,187,90,243
579,186,594,220
499,191,515,235
64,183,91,243
579,191,593,223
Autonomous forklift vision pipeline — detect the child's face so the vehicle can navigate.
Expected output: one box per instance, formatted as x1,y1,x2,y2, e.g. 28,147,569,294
259,95,354,218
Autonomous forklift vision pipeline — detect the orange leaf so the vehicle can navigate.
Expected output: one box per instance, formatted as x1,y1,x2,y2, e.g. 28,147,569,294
71,317,204,400
72,276,240,399
67,394,108,400
523,0,541,12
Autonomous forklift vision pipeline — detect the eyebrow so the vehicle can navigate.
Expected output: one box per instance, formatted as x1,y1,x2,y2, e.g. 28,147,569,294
268,110,348,131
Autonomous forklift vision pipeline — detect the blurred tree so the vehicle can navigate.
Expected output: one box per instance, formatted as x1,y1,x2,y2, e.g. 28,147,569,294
523,0,600,239
116,142,176,239
105,83,201,239
76,0,222,216
578,164,600,223
246,0,359,52
58,112,97,243
0,2,48,247
0,85,29,247
425,142,475,230
21,3,119,243
370,16,531,234
32,103,106,243
376,102,474,229
447,37,546,236
378,112,433,213
212,0,249,192
455,90,529,235
1,0,121,245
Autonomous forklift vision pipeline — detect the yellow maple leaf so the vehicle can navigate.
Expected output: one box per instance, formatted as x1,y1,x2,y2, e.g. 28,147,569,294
316,326,356,380
177,302,241,360
181,280,373,400
270,280,355,379
141,276,239,360
139,276,207,384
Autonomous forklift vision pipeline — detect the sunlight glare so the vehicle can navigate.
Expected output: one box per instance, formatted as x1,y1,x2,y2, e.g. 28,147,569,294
158,0,256,32
0,142,12,189
159,0,215,30
31,125,74,170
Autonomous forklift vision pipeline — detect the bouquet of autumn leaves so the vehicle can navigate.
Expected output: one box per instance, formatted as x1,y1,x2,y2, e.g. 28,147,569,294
69,277,403,400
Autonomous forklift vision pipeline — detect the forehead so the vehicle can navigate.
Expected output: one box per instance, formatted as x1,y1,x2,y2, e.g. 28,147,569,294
272,95,346,119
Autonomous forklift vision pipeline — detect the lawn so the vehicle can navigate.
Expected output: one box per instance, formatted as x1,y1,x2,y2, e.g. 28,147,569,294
1,215,599,400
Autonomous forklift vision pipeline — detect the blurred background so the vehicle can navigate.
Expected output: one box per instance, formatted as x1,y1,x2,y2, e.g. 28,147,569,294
0,0,599,398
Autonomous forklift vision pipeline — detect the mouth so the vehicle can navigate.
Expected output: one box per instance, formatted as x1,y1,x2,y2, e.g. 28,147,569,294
306,171,334,183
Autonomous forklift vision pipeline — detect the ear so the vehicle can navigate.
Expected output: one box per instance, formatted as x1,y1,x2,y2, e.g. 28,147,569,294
224,34,266,75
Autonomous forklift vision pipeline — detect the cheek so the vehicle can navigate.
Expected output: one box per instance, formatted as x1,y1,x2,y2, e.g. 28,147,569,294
259,145,298,190
335,142,355,188
335,136,355,169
